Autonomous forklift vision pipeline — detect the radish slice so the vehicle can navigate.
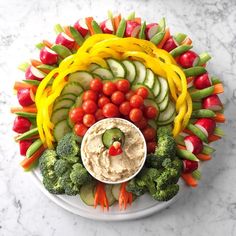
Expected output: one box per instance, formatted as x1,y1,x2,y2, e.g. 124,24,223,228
39,47,58,65
145,23,158,40
195,118,216,137
125,21,141,37
17,88,35,107
55,32,75,49
183,160,199,173
194,73,212,89
202,95,223,111
25,66,45,81
100,19,114,34
184,135,203,154
74,19,89,37
162,37,178,52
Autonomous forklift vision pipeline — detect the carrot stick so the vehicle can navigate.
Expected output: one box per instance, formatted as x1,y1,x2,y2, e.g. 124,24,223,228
11,107,37,113
30,59,42,67
181,37,192,46
94,182,109,211
208,134,221,143
43,40,53,48
20,145,45,169
196,153,212,161
177,144,186,150
14,82,34,90
157,28,170,48
85,17,94,35
213,113,226,123
119,182,133,210
213,83,224,95
133,17,141,24
181,173,198,187
183,129,194,136
63,26,73,38
114,14,121,33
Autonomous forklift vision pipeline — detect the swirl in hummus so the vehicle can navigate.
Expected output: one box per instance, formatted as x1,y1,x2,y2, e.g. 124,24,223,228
81,118,146,183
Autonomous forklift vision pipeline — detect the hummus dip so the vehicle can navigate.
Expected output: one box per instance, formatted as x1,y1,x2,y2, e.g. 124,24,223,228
81,118,146,183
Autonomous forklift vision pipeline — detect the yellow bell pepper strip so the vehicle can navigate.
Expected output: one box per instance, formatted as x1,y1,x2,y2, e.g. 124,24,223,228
91,47,121,60
182,93,193,129
173,101,187,137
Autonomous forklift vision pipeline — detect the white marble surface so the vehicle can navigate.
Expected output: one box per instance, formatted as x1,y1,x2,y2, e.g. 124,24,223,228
0,0,236,235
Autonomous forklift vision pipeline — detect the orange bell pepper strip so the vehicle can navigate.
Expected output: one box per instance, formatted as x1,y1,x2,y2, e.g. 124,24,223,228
157,28,170,48
181,173,198,187
94,182,109,211
119,182,133,210
133,17,141,24
114,14,121,33
20,145,45,169
85,17,95,35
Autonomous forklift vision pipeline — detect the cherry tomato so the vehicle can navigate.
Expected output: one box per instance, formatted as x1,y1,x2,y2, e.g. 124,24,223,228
95,109,105,121
125,90,135,101
130,95,144,108
82,100,97,114
111,91,125,105
129,108,143,122
144,106,158,119
69,107,84,123
119,101,131,115
142,127,156,141
74,123,88,137
82,90,98,102
116,79,130,93
90,78,103,92
136,87,149,99
147,141,156,153
102,103,119,118
98,96,110,108
103,82,117,96
134,117,148,129
83,114,96,127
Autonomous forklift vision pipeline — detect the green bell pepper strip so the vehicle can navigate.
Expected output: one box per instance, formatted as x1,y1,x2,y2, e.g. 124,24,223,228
35,42,44,50
139,21,146,39
214,127,224,137
51,44,72,59
191,109,216,118
18,62,30,72
211,76,221,85
192,170,201,180
15,128,39,141
22,80,40,86
54,24,64,34
183,66,207,77
187,124,208,143
15,112,37,119
170,45,193,58
91,20,103,34
173,33,187,45
176,149,199,162
127,12,135,20
69,26,84,46
150,31,165,45
116,19,126,37
192,101,202,110
26,139,43,158
196,52,211,66
190,85,214,100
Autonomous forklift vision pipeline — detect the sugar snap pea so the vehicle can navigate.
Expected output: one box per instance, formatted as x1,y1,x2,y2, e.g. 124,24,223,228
15,128,39,141
183,66,207,77
187,124,208,143
190,86,214,100
69,26,84,46
170,45,193,57
192,102,202,110
15,112,37,119
176,149,199,162
37,64,56,71
116,19,126,37
22,79,40,86
26,139,43,158
91,20,103,34
139,21,146,39
173,33,187,45
51,44,72,58
191,109,216,118
54,24,64,34
127,12,135,20
196,52,211,66
18,62,30,72
150,31,165,45
35,42,44,50
211,76,221,85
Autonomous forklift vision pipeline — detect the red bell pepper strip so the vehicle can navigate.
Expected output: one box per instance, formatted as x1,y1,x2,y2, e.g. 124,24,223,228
94,182,109,211
119,182,133,210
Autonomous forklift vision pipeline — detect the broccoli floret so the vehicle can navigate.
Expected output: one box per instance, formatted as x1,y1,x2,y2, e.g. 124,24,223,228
152,184,179,201
62,155,80,164
171,157,183,174
56,133,79,158
161,158,172,168
54,159,71,177
59,171,80,196
126,179,146,196
158,125,172,136
39,150,57,177
156,168,180,189
155,135,176,159
146,153,163,169
70,163,92,186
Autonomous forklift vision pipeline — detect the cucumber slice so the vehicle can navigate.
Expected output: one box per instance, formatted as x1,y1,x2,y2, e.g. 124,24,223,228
158,102,175,122
131,83,155,99
105,185,116,206
158,94,169,111
144,69,155,89
53,120,71,142
133,61,146,84
144,98,159,111
107,58,126,78
156,77,168,103
68,71,94,90
102,128,125,148
152,76,161,97
93,68,113,80
148,120,158,130
51,108,69,124
122,60,136,83
61,82,83,96
111,184,121,201
57,94,77,101
157,112,175,126
67,117,74,129
53,98,74,111
75,93,83,107
88,63,100,71
80,183,95,206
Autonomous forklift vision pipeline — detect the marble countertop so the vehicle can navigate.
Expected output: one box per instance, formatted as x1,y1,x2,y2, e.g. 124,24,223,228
1,0,236,235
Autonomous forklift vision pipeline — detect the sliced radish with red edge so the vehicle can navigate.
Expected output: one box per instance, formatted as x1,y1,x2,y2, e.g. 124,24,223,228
55,32,75,50
184,135,203,154
39,47,58,65
195,118,216,137
25,66,45,81
202,94,223,111
74,19,89,37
